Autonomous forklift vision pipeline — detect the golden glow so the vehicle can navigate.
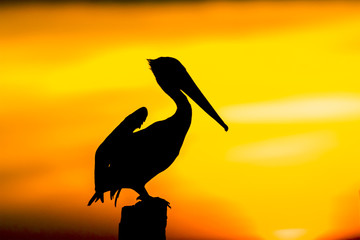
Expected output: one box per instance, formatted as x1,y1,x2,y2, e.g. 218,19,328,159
221,94,360,123
1,1,360,240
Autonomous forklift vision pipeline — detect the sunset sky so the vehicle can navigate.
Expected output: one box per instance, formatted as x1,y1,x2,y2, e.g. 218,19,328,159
1,1,360,240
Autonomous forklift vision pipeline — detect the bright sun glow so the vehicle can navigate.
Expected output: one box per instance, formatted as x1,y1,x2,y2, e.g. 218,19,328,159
274,229,307,240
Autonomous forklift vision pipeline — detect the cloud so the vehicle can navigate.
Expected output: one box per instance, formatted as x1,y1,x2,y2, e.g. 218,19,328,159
220,94,360,123
227,131,337,165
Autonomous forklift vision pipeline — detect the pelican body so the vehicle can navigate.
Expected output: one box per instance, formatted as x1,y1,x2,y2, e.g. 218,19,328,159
88,57,228,206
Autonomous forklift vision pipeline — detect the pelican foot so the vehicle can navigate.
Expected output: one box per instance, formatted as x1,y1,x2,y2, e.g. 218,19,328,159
136,195,171,208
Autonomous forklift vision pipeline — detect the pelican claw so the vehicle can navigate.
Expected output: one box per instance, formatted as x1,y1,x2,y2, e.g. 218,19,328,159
87,193,97,206
114,189,121,207
88,192,104,206
110,189,116,200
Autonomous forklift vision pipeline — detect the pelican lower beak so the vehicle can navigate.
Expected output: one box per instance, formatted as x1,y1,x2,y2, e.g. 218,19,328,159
181,73,228,132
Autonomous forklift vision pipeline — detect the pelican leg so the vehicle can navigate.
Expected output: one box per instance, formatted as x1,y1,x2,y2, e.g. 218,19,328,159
134,186,151,201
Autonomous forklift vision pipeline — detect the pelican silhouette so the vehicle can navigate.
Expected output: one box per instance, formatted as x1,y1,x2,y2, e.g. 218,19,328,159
88,57,228,207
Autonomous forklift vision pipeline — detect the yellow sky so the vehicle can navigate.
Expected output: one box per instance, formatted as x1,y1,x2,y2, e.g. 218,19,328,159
1,1,360,240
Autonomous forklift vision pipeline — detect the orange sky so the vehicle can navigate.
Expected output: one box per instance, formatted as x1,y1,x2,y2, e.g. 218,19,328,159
1,1,360,240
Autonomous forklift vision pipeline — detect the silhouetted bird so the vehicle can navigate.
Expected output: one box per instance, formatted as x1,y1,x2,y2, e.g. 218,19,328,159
88,57,228,207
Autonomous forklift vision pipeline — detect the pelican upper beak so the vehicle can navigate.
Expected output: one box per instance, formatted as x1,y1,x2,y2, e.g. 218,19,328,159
181,73,228,132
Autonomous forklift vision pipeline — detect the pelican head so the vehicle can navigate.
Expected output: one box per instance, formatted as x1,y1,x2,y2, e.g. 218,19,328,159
148,57,228,131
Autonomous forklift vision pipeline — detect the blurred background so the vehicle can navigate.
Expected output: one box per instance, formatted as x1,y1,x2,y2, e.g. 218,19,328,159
1,1,360,240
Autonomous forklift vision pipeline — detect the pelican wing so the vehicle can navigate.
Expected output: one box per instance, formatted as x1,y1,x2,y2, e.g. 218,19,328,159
88,107,148,206
106,107,148,140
